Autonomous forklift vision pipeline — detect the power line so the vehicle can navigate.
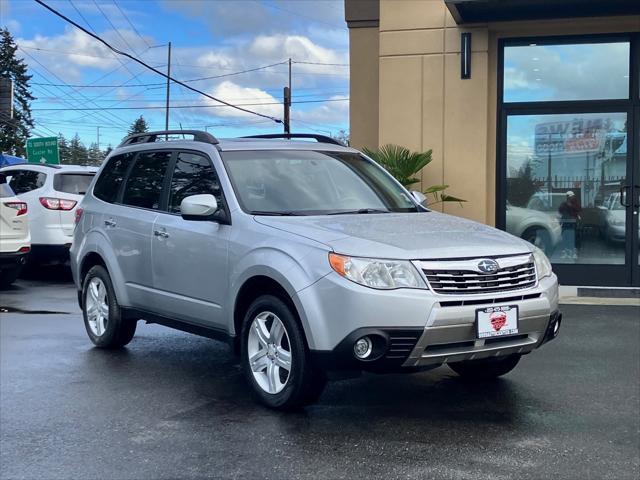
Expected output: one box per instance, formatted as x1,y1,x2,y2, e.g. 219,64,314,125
32,98,350,111
92,0,141,55
293,61,349,67
29,60,289,88
112,0,151,49
34,0,283,124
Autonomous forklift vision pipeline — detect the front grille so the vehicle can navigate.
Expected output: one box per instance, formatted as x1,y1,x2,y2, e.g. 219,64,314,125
421,255,537,295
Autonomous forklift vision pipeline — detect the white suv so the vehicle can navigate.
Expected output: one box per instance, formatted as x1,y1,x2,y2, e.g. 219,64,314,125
0,174,30,287
0,164,97,265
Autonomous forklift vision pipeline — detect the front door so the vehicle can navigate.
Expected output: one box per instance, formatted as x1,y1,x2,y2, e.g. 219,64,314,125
498,34,640,286
151,150,230,329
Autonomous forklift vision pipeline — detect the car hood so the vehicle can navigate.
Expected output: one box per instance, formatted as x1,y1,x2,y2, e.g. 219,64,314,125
255,211,532,260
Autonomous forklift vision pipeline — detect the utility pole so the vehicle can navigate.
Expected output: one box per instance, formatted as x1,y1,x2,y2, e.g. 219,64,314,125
283,58,291,135
96,126,100,150
165,41,172,132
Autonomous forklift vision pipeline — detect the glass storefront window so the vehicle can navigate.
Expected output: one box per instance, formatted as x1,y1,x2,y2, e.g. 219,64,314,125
505,112,628,265
503,41,630,102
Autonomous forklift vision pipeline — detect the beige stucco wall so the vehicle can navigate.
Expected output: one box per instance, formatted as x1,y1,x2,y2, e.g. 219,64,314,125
378,0,490,222
351,0,640,226
348,26,379,151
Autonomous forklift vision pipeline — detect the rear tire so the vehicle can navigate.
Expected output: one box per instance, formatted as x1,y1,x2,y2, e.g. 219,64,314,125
0,268,21,289
241,294,325,410
448,354,521,380
82,265,136,349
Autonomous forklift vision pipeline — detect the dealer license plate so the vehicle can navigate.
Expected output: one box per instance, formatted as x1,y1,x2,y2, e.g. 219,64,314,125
476,305,519,339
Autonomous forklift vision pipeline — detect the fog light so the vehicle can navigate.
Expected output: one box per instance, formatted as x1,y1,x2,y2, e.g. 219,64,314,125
354,336,373,359
553,320,560,335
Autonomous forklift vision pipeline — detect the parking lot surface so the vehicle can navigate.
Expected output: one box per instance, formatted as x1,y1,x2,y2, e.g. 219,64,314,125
1,275,639,480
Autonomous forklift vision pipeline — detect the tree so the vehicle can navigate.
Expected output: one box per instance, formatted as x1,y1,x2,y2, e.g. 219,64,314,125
0,28,35,157
362,144,465,206
87,142,103,166
331,129,350,146
67,133,88,165
57,133,70,163
128,115,149,135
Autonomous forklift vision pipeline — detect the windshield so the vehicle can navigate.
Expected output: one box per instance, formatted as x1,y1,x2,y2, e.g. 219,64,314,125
222,150,418,215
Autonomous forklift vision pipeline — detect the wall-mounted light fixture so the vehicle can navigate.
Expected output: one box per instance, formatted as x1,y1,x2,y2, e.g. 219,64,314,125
461,32,471,79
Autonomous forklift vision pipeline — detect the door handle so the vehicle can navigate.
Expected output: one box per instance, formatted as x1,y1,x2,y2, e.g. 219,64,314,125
153,229,169,239
620,186,631,207
104,219,116,227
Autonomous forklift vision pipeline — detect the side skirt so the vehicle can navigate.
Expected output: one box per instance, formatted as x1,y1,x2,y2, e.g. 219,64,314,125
122,307,235,348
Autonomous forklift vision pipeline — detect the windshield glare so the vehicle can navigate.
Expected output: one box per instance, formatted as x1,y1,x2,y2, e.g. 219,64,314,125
222,150,418,215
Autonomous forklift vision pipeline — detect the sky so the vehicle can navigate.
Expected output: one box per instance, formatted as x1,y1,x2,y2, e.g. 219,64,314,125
0,0,349,149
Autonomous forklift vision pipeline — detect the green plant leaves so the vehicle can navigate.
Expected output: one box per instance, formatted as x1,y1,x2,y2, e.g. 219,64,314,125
363,144,467,206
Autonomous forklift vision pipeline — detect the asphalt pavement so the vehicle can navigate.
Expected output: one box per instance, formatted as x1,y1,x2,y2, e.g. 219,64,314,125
1,272,639,480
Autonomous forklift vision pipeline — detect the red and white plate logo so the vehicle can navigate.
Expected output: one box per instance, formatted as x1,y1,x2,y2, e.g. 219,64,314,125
490,311,507,331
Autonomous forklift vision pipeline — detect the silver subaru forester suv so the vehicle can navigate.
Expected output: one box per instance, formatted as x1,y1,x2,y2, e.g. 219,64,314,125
71,131,561,410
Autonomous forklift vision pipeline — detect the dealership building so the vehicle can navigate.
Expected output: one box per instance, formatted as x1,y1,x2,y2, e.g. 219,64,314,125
344,0,640,288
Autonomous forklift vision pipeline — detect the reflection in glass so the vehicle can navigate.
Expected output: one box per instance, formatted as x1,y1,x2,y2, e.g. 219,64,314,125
506,113,627,265
504,41,630,102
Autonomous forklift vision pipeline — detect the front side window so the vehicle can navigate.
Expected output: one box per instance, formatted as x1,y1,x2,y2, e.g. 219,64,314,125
222,150,417,215
94,152,134,203
122,151,171,210
168,152,221,214
7,170,46,194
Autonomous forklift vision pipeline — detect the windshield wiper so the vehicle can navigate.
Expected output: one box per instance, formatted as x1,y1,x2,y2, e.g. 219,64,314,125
327,208,390,215
251,211,305,216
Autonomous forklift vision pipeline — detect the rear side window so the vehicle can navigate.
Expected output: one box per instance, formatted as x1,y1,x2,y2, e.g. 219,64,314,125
94,153,133,203
54,173,95,195
168,152,221,214
122,151,171,210
7,170,46,194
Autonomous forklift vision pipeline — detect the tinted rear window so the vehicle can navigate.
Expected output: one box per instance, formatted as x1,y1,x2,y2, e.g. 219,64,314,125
121,151,171,210
54,173,94,195
93,153,134,203
6,170,46,194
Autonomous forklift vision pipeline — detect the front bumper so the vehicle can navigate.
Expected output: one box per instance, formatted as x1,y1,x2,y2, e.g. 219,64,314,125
298,271,559,371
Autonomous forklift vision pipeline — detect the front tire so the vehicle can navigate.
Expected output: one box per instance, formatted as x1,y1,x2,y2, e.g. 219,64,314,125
448,354,521,380
82,265,136,349
241,295,325,410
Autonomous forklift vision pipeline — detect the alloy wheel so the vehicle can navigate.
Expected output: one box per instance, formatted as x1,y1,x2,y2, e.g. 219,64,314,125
247,311,292,394
86,277,109,337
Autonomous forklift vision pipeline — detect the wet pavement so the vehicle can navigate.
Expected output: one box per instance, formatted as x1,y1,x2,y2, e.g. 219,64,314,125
1,274,639,480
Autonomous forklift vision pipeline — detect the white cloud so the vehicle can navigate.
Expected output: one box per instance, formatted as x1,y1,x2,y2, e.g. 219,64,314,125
17,27,152,81
292,94,349,127
205,80,282,119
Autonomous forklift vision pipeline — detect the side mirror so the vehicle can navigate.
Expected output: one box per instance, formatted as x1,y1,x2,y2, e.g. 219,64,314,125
411,190,427,206
180,194,218,221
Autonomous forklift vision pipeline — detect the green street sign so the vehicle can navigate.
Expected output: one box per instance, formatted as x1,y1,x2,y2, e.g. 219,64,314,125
26,137,60,164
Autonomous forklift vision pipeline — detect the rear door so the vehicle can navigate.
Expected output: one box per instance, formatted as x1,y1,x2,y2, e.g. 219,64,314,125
150,150,230,328
107,150,172,308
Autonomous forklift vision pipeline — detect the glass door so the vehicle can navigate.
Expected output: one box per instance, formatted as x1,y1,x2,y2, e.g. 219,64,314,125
498,34,638,286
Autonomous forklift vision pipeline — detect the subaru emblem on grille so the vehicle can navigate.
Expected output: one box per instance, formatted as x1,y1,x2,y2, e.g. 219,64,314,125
477,259,499,274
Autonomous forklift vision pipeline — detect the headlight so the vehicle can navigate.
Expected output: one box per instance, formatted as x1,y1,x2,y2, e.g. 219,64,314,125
329,253,426,290
532,246,553,280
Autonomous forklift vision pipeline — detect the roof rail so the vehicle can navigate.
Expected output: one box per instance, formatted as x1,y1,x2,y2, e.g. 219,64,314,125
241,133,344,146
118,130,219,147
